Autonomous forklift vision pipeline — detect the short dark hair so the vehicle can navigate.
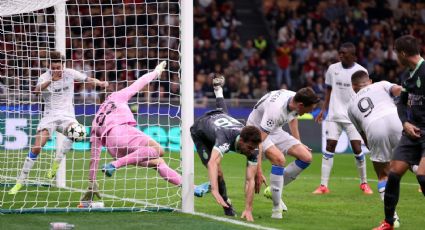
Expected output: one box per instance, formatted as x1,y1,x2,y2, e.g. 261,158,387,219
394,35,420,56
240,126,261,145
49,51,65,64
351,70,369,84
294,87,320,106
340,42,356,54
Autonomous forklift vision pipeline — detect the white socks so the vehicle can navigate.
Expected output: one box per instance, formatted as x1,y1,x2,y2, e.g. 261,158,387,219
270,165,284,209
321,151,334,187
17,157,35,183
355,152,367,184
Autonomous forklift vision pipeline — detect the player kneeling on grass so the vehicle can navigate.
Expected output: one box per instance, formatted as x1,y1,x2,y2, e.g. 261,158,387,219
190,74,262,222
9,51,108,195
81,61,209,202
347,70,410,228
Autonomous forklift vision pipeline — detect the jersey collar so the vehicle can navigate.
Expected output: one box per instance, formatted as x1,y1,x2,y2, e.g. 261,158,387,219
234,135,240,152
410,57,424,78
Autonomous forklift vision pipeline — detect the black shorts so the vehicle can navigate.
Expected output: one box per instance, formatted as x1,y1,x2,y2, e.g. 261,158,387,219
392,131,425,165
190,126,212,166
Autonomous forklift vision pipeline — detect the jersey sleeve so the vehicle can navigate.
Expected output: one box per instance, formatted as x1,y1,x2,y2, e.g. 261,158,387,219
36,72,50,87
213,131,231,156
379,81,396,96
259,106,281,133
66,68,88,82
324,66,332,87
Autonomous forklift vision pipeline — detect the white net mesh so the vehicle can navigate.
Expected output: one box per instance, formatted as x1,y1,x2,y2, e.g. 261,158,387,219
0,0,181,212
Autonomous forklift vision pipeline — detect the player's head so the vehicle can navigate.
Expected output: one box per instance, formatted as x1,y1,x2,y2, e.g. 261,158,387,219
293,87,320,115
339,42,356,67
394,35,420,67
49,51,65,75
238,126,261,157
351,70,371,93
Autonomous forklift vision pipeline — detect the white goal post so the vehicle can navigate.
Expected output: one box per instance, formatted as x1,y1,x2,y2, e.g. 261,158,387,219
0,0,194,214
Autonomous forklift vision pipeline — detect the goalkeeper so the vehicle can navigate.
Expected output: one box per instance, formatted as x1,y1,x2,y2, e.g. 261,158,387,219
83,61,208,201
190,74,262,222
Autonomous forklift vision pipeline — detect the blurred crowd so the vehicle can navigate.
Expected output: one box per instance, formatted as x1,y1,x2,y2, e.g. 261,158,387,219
2,0,425,105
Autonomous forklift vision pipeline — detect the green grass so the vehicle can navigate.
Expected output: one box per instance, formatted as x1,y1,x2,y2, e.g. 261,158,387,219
1,151,423,229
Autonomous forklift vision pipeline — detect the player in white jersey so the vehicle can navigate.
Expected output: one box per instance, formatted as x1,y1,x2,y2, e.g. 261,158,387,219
313,42,373,195
247,87,320,219
348,70,403,227
9,51,108,195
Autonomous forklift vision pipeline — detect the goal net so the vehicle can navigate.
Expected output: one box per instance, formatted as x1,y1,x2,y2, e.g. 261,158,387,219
0,0,186,213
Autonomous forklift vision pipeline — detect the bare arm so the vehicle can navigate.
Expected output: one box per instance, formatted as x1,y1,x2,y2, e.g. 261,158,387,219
254,131,267,193
86,77,109,88
288,119,300,140
315,86,332,123
241,164,256,222
207,149,229,208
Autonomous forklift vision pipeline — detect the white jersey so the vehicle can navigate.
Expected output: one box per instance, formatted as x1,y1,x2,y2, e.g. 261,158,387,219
247,90,297,134
37,68,87,117
348,81,398,135
325,62,368,123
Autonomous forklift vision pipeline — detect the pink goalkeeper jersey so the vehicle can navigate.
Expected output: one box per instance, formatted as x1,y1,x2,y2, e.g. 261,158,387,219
89,70,158,182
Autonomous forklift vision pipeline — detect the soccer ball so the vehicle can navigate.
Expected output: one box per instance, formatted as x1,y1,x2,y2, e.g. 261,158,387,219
66,123,86,142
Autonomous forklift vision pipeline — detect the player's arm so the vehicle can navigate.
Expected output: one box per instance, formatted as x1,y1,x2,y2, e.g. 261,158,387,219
207,148,229,208
254,129,269,193
348,108,368,148
34,75,52,95
86,77,109,88
397,89,421,138
112,61,166,102
390,85,402,97
288,118,300,140
316,86,331,123
82,132,103,201
241,163,257,222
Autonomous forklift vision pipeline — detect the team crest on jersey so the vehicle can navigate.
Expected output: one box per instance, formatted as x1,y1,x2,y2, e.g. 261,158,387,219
202,150,209,160
266,119,275,128
417,78,421,88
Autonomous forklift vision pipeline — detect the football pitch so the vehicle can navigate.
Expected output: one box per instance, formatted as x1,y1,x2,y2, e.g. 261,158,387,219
1,151,423,230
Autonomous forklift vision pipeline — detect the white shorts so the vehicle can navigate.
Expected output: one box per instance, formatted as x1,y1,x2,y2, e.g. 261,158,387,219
325,121,362,141
366,115,402,162
262,128,301,155
37,115,78,136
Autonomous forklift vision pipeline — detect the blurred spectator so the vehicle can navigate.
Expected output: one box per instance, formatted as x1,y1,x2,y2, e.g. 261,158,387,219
275,42,292,89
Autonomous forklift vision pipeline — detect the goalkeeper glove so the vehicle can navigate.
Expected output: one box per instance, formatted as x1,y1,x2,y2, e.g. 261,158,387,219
155,61,167,76
211,73,225,89
81,181,101,201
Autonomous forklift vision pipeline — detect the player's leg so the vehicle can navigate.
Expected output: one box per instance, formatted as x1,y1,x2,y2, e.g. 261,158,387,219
191,132,213,197
47,120,77,179
377,135,416,228
313,121,341,194
9,129,51,194
346,123,372,194
416,156,425,196
263,138,286,218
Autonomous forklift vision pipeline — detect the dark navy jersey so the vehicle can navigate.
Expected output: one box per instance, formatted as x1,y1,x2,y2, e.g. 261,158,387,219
191,109,257,164
399,59,425,128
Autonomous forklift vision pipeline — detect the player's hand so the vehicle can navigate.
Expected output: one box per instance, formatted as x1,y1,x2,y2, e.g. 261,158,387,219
255,172,267,194
98,81,109,88
403,122,421,139
155,61,167,77
241,210,254,222
81,181,101,201
303,144,312,152
315,110,324,123
211,190,229,208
